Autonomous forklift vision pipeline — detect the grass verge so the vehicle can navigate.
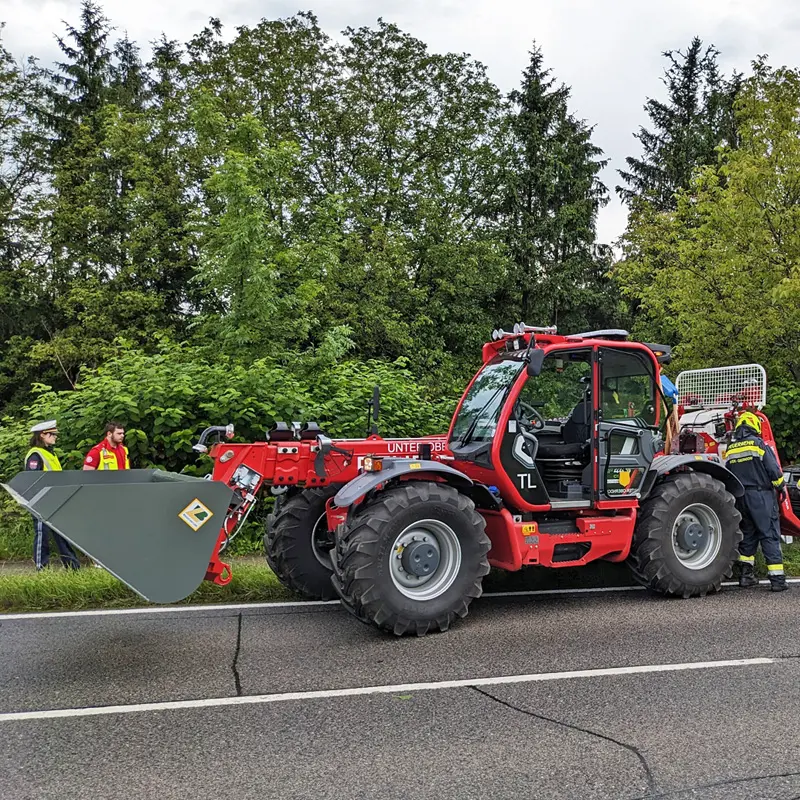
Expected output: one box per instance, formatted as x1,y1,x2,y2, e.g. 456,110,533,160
0,561,295,613
3,543,800,614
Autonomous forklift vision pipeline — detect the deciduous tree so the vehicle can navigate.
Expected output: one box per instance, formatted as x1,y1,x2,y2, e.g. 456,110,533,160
616,60,800,383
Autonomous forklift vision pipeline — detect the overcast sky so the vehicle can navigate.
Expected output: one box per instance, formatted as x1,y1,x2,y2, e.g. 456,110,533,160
4,0,800,245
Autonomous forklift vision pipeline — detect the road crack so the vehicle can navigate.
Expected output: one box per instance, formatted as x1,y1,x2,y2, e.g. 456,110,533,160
471,686,657,796
232,612,243,697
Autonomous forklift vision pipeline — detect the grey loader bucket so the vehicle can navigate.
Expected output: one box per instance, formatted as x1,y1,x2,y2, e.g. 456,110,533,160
2,469,236,604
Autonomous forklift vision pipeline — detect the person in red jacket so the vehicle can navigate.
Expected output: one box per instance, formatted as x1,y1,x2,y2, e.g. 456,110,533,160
83,421,130,471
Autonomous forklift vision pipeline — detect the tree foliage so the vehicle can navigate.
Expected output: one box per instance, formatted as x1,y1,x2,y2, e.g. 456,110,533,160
616,60,800,385
618,38,741,209
498,45,617,333
9,6,798,477
0,9,620,411
0,27,53,405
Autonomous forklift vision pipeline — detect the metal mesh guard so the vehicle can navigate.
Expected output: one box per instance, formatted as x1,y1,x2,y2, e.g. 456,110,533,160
675,364,767,409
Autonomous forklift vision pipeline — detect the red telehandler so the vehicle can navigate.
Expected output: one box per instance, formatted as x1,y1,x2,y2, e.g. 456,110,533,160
5,325,800,635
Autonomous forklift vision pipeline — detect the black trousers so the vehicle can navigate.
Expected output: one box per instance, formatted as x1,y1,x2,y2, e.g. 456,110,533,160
737,488,783,566
32,516,80,570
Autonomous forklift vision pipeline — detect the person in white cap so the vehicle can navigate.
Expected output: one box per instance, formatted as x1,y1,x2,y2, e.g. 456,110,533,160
25,420,80,570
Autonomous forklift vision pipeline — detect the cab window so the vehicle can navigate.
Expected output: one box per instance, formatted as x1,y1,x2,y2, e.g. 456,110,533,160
600,348,656,426
516,350,592,422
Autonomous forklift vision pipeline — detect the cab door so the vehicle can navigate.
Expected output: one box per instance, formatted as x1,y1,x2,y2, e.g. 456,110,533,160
498,347,593,508
596,347,659,501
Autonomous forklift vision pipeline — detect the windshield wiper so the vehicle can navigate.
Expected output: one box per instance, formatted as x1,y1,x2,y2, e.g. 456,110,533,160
457,383,511,447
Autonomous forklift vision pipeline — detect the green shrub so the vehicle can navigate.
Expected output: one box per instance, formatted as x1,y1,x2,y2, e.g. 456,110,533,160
0,342,455,480
765,383,800,466
0,342,457,557
0,500,33,560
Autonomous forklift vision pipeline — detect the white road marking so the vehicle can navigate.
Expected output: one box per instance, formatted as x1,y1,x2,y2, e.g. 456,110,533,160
2,579,798,621
0,657,774,723
0,598,340,621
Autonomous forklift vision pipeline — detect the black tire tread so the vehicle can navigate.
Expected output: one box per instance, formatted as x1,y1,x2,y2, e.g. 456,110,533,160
331,482,491,636
628,471,742,598
265,486,339,600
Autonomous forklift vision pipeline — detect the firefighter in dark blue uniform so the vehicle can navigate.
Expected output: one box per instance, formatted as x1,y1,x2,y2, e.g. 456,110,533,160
724,411,788,592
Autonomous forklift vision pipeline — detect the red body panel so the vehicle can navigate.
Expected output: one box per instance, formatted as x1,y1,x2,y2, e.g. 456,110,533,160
758,412,800,537
481,509,636,570
210,435,451,487
201,332,667,583
202,331,796,587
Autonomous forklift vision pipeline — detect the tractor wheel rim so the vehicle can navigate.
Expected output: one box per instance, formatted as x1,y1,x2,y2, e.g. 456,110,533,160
311,511,333,568
671,503,722,570
389,519,462,601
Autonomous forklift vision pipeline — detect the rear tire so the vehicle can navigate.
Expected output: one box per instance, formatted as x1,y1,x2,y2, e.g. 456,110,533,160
264,486,339,600
628,472,742,597
332,482,491,636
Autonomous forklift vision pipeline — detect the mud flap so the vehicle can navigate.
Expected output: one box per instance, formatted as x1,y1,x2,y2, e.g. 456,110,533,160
2,469,236,604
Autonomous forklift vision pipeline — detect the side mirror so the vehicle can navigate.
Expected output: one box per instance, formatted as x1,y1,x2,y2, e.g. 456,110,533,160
526,348,545,377
314,435,333,478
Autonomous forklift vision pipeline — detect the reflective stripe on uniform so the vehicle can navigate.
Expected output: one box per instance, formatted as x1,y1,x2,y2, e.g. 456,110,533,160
34,518,44,569
773,476,786,487
98,445,130,470
725,445,766,459
738,555,756,563
767,564,785,574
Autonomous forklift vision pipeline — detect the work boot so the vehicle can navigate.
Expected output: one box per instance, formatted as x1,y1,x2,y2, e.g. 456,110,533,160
769,574,789,592
738,562,758,588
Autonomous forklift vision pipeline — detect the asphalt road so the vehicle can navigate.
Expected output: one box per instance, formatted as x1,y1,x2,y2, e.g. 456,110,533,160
2,583,800,800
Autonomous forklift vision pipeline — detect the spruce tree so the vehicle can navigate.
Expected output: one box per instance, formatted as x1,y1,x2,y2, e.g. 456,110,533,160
111,34,148,110
132,37,197,317
0,28,56,404
617,38,741,209
500,44,610,332
43,0,115,280
33,1,174,378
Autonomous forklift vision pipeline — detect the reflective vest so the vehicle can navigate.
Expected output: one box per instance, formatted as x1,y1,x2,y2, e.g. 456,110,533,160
25,447,62,471
98,445,130,470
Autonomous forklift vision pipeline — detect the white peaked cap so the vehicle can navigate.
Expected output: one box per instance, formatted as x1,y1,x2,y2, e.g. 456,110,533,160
30,420,58,433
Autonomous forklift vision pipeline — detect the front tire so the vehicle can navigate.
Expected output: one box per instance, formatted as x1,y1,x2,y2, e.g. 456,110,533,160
332,482,491,636
264,486,339,600
628,472,742,597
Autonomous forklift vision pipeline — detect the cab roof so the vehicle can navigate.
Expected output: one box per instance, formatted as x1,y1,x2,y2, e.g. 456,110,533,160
482,325,671,365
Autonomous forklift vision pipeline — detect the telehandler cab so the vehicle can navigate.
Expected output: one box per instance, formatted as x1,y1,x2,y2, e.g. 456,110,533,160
6,325,800,635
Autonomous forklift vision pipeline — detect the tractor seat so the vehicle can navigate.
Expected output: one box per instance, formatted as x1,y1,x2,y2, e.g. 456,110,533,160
536,440,588,460
535,393,591,461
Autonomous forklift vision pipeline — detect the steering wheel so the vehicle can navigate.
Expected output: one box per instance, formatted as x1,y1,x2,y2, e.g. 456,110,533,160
516,400,545,432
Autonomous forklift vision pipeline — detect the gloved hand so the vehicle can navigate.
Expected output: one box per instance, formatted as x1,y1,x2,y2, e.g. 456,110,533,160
778,486,790,505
